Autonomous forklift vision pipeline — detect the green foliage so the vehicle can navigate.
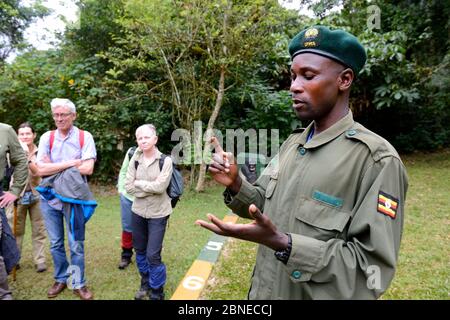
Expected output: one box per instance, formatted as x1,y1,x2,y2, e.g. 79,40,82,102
0,50,66,129
64,0,125,57
0,0,49,62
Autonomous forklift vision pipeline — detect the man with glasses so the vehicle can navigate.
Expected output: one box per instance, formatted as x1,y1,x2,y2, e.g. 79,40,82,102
36,98,97,300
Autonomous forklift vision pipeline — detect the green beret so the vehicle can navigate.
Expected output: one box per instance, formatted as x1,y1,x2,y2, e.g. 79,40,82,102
288,26,367,75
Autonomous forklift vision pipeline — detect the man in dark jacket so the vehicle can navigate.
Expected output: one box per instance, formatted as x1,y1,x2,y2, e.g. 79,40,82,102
0,122,28,300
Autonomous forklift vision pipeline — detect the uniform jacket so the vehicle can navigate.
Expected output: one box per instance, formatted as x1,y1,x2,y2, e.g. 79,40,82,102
36,167,97,241
0,123,28,197
125,148,173,219
226,111,408,299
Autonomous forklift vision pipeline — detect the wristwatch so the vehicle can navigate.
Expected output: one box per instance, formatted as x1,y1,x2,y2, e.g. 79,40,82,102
274,233,292,264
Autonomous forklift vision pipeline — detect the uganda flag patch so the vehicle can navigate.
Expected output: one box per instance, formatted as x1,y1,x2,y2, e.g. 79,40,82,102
377,191,398,219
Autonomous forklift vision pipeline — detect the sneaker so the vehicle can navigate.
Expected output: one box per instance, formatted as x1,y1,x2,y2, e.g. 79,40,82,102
36,263,47,273
118,257,132,270
134,285,150,300
150,287,165,300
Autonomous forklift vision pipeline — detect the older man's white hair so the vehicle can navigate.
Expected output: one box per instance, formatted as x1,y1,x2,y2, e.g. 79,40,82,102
135,124,157,137
50,98,76,113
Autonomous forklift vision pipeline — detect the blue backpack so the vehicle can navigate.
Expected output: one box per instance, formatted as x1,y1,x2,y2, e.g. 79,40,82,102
134,154,183,208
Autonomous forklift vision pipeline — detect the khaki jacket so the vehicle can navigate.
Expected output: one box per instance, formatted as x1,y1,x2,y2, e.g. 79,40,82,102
0,123,27,196
226,111,408,299
125,148,173,219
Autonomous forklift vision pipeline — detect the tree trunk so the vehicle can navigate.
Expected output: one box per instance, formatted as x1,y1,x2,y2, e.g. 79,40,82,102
189,163,196,189
195,66,226,192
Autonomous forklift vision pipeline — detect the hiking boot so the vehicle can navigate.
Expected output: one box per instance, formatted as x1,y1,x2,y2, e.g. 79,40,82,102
47,282,67,298
134,284,150,300
73,286,94,300
150,287,165,300
118,257,131,270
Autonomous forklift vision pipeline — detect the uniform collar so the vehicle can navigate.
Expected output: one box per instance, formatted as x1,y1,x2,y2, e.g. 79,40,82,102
294,110,355,148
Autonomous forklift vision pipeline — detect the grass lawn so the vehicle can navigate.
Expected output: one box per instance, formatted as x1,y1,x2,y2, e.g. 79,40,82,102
9,183,230,300
201,150,450,300
9,150,450,300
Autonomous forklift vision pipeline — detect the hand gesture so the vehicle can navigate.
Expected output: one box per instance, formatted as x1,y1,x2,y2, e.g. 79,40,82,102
208,137,240,191
195,204,288,251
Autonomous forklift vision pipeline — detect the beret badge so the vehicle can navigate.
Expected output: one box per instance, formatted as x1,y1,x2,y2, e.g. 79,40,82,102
303,27,319,48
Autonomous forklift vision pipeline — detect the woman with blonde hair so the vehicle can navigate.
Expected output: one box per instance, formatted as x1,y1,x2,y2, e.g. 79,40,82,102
125,124,173,300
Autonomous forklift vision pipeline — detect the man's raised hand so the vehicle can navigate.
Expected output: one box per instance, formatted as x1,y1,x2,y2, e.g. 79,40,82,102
208,136,241,192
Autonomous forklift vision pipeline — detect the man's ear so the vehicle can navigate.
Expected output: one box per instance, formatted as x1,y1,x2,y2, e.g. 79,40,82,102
337,68,354,91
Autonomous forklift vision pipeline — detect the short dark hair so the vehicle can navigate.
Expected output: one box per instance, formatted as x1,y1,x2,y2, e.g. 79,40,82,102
17,122,35,133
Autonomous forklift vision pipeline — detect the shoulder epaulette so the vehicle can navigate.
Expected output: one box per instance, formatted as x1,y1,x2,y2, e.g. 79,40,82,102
345,123,400,162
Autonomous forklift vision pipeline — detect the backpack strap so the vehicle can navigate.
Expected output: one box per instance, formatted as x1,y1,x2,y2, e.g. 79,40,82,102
49,130,55,152
49,129,85,153
79,129,85,149
159,154,167,171
127,146,137,160
134,154,167,171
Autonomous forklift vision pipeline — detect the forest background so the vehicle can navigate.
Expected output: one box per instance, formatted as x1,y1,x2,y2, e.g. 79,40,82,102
1,0,449,191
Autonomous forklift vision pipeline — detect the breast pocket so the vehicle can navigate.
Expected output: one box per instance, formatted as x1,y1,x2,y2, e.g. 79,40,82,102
264,170,279,200
293,196,351,241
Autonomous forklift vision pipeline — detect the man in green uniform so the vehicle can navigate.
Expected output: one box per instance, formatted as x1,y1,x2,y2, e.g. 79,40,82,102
196,26,408,299
0,122,28,300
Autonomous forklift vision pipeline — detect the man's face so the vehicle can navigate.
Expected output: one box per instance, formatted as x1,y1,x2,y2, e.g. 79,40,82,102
18,127,36,146
136,127,158,152
290,53,345,122
52,106,76,131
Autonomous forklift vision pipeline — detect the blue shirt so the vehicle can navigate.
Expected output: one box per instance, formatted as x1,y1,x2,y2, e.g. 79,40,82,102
306,126,315,143
36,126,96,210
37,126,97,164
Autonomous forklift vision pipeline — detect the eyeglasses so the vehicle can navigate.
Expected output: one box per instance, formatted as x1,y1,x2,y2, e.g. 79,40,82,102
52,112,73,119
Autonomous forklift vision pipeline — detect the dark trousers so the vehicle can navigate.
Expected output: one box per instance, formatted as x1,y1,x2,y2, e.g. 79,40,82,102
132,213,168,290
0,206,16,300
